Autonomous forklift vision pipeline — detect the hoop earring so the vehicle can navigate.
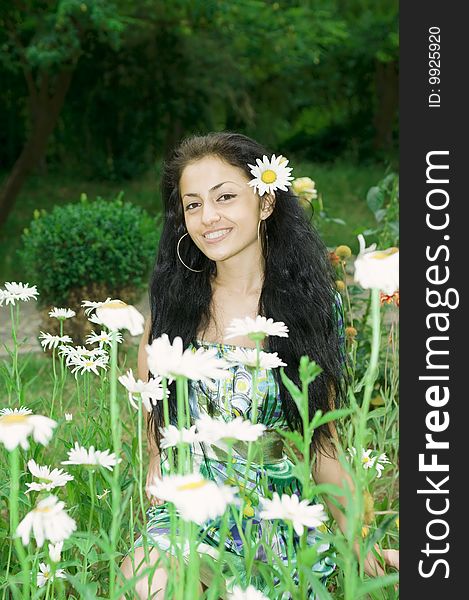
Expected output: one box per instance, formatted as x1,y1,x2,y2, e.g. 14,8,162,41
177,233,205,273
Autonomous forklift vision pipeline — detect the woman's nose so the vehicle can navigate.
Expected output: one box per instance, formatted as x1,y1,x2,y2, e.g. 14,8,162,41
201,202,221,225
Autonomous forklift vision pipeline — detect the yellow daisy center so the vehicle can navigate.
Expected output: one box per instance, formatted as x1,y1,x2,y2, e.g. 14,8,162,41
36,505,53,513
370,247,398,260
100,300,127,310
362,456,371,464
85,360,94,367
0,414,29,425
177,480,208,492
261,169,277,184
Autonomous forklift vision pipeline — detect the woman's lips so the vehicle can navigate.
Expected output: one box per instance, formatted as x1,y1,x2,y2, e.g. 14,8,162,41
203,228,233,244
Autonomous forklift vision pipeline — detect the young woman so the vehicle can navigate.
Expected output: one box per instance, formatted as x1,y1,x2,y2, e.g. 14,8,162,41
121,132,399,598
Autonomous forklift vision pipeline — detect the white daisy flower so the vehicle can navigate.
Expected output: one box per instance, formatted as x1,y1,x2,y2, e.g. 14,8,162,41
62,442,121,471
228,585,269,600
36,562,67,587
354,234,399,296
148,473,238,524
225,348,287,369
58,345,108,366
225,315,289,341
83,298,144,336
247,154,294,196
86,329,123,347
195,414,265,445
69,354,109,378
48,541,63,563
48,307,76,320
25,459,74,493
0,408,56,451
146,334,231,385
118,369,165,413
159,424,199,449
39,332,73,351
259,492,328,536
16,495,76,547
0,282,39,306
64,413,73,422
81,298,112,316
347,447,391,479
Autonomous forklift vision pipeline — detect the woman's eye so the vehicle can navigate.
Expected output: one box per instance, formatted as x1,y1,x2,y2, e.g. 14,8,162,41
218,194,235,202
185,203,200,211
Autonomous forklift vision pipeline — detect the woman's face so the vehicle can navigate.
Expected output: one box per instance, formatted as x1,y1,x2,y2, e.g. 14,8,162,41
180,155,273,263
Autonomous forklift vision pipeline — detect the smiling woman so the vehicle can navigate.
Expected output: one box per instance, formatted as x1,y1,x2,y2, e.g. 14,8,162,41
119,132,398,598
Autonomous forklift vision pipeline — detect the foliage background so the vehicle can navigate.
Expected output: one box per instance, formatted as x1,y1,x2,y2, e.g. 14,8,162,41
0,0,398,284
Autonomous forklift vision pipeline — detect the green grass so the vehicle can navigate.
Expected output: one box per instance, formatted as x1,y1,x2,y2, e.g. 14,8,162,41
0,160,390,283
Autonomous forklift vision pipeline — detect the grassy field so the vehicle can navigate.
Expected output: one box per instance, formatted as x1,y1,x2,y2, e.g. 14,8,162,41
0,160,392,283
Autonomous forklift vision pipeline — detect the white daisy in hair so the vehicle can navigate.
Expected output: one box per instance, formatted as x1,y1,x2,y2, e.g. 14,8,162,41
159,424,199,449
0,408,56,451
225,315,289,341
259,492,328,536
86,329,123,348
146,334,231,385
25,459,74,493
62,442,121,471
16,495,76,547
48,307,76,320
0,281,39,306
225,347,287,370
39,332,73,351
195,414,266,445
48,541,63,563
148,473,238,524
118,369,166,412
228,585,269,600
36,562,67,587
247,154,294,196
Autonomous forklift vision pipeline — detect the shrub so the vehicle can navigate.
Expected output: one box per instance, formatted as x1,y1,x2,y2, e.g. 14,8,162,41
20,193,160,342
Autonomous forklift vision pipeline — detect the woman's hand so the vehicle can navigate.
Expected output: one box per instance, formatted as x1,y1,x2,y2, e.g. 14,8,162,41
145,457,164,506
364,544,399,578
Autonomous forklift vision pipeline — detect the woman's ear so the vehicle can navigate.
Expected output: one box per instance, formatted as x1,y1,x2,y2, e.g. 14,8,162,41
260,193,276,219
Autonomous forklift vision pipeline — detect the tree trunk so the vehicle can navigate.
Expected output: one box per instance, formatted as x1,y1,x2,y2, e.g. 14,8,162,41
0,69,73,228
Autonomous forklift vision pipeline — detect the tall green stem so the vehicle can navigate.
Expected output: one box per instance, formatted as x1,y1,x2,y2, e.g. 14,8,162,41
9,448,30,598
109,333,122,599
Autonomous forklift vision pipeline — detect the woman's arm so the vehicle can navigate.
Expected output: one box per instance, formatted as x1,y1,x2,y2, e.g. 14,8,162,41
138,319,163,505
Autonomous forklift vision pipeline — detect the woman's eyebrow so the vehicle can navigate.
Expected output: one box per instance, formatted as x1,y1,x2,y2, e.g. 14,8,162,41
182,180,242,199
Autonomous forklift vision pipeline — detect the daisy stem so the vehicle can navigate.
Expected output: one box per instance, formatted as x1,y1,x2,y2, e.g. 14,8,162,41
357,288,381,450
109,333,122,600
301,377,312,499
162,378,174,471
59,321,65,413
9,447,30,599
1,539,13,600
175,377,187,474
50,347,57,418
136,398,150,571
82,469,96,584
340,261,354,328
243,339,261,502
10,303,21,403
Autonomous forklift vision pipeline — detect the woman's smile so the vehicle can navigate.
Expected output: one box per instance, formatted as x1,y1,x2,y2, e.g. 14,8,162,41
202,227,233,243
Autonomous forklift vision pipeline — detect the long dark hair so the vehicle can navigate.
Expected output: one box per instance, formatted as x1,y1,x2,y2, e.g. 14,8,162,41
147,132,347,457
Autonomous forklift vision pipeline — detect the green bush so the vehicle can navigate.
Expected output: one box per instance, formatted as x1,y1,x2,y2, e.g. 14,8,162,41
20,192,160,307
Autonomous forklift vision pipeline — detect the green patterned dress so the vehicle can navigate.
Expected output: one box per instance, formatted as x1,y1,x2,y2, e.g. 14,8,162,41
134,338,340,598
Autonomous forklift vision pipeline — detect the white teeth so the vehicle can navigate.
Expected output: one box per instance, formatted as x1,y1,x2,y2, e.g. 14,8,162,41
204,229,231,240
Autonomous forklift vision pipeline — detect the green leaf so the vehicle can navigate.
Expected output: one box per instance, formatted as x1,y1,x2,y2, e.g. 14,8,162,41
357,573,399,595
314,408,354,427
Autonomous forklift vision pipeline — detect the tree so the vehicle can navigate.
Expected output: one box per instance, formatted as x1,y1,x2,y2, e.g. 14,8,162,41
0,0,126,226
